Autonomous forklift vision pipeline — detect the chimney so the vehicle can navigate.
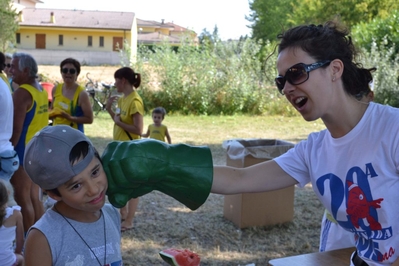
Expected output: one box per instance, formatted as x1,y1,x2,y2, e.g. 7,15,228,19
50,12,56,23
18,11,24,22
161,19,164,24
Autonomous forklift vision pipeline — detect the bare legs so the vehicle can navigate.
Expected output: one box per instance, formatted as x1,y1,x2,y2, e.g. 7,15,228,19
11,166,43,233
120,198,139,231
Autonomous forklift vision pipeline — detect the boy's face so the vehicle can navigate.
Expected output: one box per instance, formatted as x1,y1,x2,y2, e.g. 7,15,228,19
152,113,163,126
53,157,108,213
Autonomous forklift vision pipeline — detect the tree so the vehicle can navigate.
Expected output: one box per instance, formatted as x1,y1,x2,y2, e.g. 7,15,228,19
247,0,293,42
288,0,399,28
198,25,221,52
248,0,399,42
352,10,399,55
0,0,19,51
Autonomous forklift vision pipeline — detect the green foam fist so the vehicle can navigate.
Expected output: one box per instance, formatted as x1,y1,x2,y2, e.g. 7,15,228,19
101,139,213,210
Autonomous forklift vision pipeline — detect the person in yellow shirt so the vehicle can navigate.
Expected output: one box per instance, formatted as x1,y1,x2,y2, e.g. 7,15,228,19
10,52,48,234
106,66,144,232
142,107,172,144
49,58,93,132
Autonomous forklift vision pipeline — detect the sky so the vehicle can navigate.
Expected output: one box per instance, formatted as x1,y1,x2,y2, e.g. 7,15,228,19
36,0,252,40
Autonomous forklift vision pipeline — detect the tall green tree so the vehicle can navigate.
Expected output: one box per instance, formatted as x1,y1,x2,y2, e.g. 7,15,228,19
289,0,381,27
247,0,293,42
290,0,399,27
0,0,19,51
248,0,399,42
352,10,399,54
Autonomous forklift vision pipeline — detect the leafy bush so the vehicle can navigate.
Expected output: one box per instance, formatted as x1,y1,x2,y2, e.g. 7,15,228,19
352,10,399,56
359,40,399,107
131,30,399,116
133,38,296,116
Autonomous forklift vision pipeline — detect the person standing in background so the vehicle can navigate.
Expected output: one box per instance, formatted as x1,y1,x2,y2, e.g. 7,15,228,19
10,52,48,234
0,52,12,93
142,107,172,144
106,67,144,232
3,53,18,92
50,58,93,132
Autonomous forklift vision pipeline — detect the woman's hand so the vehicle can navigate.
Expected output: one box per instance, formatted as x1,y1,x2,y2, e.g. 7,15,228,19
106,95,119,111
113,114,122,124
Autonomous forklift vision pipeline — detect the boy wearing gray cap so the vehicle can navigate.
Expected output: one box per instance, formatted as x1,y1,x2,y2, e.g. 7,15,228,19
23,125,122,266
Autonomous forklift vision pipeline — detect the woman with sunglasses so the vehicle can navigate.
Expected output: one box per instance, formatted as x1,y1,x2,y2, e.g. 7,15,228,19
4,53,19,93
211,21,399,266
0,52,12,93
50,58,93,132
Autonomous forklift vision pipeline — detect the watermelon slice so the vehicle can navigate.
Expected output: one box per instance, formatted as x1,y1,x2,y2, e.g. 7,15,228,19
159,248,200,266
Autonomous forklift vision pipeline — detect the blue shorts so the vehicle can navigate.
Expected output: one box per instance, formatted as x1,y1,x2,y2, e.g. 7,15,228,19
0,149,20,181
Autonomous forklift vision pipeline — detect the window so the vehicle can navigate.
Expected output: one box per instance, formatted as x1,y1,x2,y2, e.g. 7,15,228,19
88,36,93,47
99,36,104,47
113,37,123,51
16,33,20,44
59,35,63,46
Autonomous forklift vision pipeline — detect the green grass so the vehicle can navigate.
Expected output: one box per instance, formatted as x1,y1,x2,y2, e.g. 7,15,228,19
85,112,326,164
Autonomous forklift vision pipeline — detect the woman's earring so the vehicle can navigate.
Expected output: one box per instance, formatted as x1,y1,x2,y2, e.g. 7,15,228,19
332,77,335,81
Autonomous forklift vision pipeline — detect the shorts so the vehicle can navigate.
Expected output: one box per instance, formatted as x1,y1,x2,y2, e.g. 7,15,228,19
0,150,20,181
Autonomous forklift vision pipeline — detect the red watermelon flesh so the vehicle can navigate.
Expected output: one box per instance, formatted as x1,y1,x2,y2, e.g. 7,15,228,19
159,248,200,266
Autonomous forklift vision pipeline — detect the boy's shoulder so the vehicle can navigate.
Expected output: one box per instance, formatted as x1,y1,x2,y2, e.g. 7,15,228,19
31,204,119,234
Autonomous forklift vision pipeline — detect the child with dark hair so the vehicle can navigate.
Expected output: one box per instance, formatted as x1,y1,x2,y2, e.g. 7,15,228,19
142,107,172,144
22,125,213,265
23,125,122,265
0,179,24,266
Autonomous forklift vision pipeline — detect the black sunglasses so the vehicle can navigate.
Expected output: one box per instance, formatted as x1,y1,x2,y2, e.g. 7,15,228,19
4,63,11,68
275,60,331,95
61,68,77,74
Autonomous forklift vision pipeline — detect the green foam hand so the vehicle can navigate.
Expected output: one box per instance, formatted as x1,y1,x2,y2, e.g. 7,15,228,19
101,139,213,210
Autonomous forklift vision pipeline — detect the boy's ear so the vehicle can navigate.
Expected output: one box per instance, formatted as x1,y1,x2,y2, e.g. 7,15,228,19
45,190,61,201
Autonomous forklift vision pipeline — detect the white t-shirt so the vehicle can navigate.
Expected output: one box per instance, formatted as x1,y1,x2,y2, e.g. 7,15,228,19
0,78,13,151
275,102,399,266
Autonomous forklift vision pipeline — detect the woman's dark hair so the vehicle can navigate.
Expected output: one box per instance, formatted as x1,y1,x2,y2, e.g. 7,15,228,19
60,57,81,75
114,67,141,88
0,180,8,227
277,21,375,97
47,141,101,197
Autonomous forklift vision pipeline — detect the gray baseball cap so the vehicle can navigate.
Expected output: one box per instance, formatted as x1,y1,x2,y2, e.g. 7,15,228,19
24,125,95,190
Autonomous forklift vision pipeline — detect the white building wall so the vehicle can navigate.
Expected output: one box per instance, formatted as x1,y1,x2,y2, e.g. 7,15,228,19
16,48,128,66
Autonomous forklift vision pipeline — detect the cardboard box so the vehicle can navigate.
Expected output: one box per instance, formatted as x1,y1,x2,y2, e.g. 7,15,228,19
223,139,295,228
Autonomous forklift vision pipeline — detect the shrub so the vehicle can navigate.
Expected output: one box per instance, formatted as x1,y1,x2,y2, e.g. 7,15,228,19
134,38,296,116
132,32,399,115
359,39,399,107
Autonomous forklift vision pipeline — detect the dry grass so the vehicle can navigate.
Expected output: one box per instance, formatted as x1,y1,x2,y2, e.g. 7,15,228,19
41,65,327,266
